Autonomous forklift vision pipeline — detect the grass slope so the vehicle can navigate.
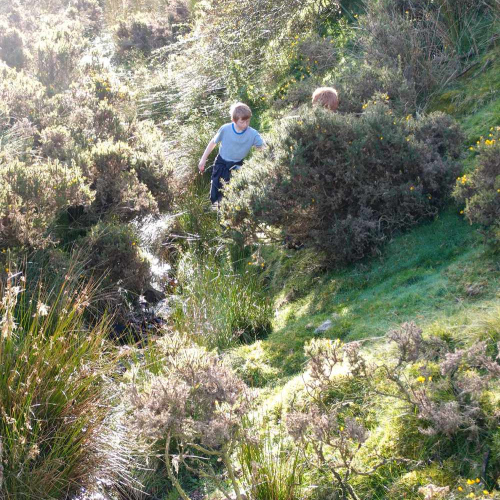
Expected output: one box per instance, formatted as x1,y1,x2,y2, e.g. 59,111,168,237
231,210,499,380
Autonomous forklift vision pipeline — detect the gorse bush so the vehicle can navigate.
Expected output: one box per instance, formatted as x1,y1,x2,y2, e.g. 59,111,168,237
453,127,500,245
0,159,93,249
0,272,115,499
222,101,463,266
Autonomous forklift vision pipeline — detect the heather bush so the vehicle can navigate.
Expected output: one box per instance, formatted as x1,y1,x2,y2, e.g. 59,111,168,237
221,102,463,266
34,23,87,94
285,339,384,500
0,271,116,499
354,321,500,446
81,221,151,304
39,125,75,161
0,23,27,69
114,4,189,60
131,333,254,500
0,159,93,249
453,127,500,244
89,140,158,221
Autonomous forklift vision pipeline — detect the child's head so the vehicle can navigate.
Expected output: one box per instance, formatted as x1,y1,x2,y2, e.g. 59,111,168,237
312,87,339,112
230,102,252,122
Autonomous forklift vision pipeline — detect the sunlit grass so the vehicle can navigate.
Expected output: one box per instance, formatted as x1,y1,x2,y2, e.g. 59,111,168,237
0,272,117,499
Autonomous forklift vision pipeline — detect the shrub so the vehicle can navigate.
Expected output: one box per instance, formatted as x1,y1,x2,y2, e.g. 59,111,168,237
0,62,45,124
453,127,500,244
221,102,463,266
34,23,86,94
114,13,179,59
67,0,104,36
0,271,116,498
358,0,499,105
89,141,158,221
0,23,27,69
129,120,175,212
0,159,93,249
81,221,151,304
131,332,253,500
39,125,74,161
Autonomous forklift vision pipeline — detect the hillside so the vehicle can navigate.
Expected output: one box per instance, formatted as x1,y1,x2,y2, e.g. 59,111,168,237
0,0,499,499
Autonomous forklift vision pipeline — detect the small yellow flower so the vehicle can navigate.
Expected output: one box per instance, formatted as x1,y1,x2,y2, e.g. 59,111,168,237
340,426,344,431
483,491,490,495
458,486,464,492
475,478,480,483
261,263,265,268
460,210,464,214
132,242,136,246
406,115,411,121
380,136,383,140
469,146,474,150
248,262,252,265
467,493,475,498
417,376,426,383
428,376,432,381
410,186,415,191
467,479,475,485
312,198,315,202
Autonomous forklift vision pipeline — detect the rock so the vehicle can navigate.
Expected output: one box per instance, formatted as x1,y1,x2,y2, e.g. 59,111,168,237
315,319,332,333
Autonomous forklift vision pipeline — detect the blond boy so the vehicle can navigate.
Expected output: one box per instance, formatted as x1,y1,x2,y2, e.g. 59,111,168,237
199,102,264,204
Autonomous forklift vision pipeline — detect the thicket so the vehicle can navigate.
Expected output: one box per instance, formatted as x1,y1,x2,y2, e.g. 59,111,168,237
453,127,500,245
221,101,463,265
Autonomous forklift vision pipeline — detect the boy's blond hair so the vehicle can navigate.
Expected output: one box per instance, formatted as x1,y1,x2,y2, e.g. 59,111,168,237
230,102,252,121
312,87,339,112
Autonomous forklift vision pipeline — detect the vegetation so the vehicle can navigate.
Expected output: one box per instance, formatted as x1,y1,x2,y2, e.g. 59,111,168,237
0,0,498,498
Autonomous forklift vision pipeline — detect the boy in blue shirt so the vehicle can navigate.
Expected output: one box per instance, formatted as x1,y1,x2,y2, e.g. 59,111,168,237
198,102,264,204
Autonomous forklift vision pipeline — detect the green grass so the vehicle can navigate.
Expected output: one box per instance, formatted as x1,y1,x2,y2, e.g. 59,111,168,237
429,46,500,144
231,210,499,377
0,273,118,499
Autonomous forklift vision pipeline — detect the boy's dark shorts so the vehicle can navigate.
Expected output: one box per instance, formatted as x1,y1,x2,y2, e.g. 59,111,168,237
210,155,243,204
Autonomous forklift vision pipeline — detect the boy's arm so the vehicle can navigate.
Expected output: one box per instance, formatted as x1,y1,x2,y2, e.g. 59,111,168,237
198,140,217,173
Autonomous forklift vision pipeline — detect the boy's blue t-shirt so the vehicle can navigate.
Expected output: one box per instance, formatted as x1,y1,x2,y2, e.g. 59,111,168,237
213,123,263,162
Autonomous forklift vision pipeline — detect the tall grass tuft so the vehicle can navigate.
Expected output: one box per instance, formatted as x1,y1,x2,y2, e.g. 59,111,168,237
239,418,303,500
175,249,272,351
0,270,116,499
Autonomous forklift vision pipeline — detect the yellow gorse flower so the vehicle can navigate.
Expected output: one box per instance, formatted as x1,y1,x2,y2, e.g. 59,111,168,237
416,376,426,383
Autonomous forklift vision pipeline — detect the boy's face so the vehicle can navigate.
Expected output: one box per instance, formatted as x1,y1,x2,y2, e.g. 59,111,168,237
233,116,250,131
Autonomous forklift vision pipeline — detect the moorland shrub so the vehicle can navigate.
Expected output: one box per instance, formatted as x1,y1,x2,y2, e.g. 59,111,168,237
67,0,104,36
89,140,158,221
39,124,75,161
0,159,93,249
114,7,188,59
453,128,500,245
81,221,151,305
34,23,87,94
221,101,463,266
0,23,27,69
359,0,499,105
0,62,45,124
131,332,253,500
